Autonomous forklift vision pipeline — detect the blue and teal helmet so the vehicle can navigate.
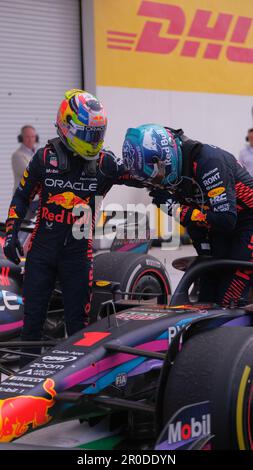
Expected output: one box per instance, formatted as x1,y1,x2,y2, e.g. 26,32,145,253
122,124,182,187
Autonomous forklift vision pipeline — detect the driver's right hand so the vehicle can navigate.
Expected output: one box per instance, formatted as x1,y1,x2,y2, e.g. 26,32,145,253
3,232,24,265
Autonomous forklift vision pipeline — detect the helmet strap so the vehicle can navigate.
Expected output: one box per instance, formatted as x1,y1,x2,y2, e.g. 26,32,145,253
83,159,97,177
48,138,69,172
151,158,166,184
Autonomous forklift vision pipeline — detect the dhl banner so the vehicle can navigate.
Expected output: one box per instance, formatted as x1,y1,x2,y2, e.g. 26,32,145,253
94,0,253,95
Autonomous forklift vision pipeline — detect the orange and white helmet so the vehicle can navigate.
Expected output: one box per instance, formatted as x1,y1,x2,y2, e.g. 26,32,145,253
56,89,107,160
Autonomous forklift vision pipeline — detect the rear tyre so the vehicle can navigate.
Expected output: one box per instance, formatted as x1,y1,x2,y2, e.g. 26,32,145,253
130,274,162,302
91,252,171,322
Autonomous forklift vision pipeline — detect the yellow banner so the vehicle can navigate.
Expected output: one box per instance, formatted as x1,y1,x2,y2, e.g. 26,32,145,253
94,0,253,95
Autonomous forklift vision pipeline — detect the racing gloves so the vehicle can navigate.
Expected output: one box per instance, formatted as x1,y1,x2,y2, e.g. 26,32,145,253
179,206,208,227
149,188,174,216
149,188,209,228
3,220,23,265
99,150,125,178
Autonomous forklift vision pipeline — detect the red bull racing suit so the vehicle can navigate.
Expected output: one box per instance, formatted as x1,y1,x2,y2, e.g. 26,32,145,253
4,138,127,348
151,134,253,306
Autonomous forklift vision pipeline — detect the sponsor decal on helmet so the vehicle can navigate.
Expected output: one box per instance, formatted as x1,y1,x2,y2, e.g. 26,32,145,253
123,141,135,171
143,128,158,151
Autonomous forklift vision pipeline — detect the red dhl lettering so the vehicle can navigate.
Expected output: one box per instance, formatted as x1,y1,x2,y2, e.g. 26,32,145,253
107,1,253,64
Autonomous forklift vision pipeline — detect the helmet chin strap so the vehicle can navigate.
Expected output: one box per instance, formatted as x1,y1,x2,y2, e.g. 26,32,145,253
48,138,69,172
149,175,205,213
83,159,97,177
151,158,166,185
167,175,205,212
182,176,205,212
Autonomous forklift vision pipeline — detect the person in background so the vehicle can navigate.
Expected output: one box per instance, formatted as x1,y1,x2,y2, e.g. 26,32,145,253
12,125,39,193
239,128,253,176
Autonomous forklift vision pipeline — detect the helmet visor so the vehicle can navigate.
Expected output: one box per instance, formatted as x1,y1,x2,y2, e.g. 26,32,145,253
75,126,105,145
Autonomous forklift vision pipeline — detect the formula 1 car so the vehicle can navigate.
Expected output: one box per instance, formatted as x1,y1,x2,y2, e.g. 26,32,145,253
0,216,171,340
0,257,253,450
